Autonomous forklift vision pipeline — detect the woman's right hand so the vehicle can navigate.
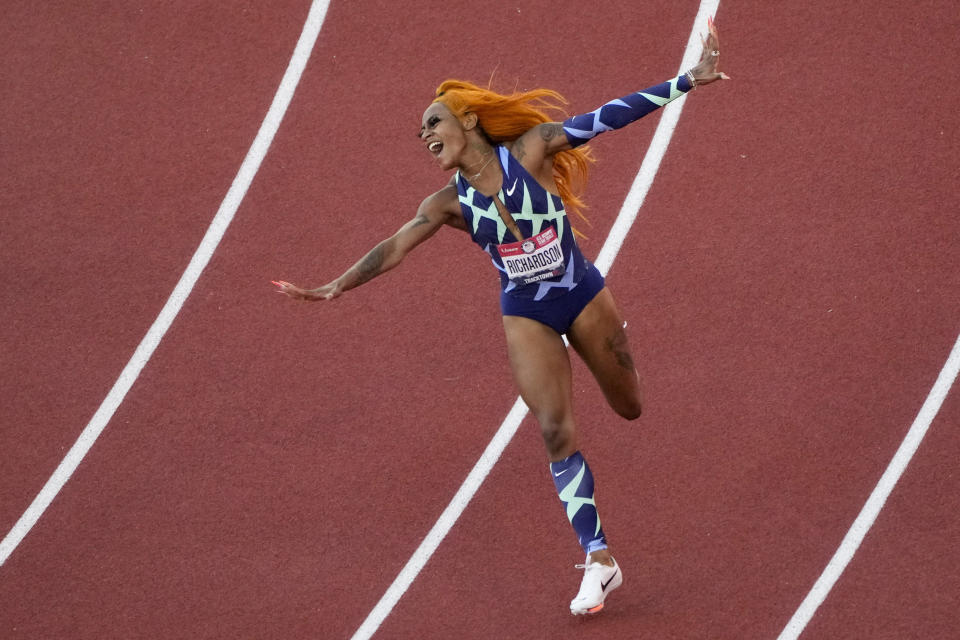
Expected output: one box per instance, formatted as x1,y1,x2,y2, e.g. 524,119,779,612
271,279,343,301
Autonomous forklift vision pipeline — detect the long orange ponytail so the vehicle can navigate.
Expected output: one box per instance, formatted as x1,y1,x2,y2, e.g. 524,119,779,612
433,79,594,222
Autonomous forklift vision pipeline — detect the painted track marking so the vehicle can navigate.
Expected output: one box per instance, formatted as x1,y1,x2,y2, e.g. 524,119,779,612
349,2,720,638
0,0,332,567
777,333,960,639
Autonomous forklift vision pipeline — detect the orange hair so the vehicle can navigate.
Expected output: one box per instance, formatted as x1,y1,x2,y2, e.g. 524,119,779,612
433,79,594,222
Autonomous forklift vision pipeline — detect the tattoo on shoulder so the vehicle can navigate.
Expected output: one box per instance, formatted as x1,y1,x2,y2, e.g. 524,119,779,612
512,137,527,162
539,123,565,142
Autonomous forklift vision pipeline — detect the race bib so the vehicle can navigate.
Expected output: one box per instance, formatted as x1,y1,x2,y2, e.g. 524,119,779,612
497,227,566,286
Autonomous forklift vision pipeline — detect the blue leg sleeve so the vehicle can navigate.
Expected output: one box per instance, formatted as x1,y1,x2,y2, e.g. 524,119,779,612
551,451,608,554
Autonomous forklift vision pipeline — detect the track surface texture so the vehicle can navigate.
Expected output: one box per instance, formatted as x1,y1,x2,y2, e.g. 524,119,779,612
2,1,958,639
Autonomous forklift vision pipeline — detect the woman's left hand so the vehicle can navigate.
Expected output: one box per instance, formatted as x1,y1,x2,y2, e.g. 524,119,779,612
690,16,730,85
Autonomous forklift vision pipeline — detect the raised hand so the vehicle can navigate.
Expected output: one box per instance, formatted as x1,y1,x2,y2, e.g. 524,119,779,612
690,16,730,85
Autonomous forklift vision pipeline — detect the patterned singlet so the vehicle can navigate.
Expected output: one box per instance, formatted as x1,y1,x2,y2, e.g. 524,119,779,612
455,146,589,302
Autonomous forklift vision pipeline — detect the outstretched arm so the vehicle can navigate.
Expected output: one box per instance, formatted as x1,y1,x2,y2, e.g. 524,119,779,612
273,185,461,301
518,17,728,162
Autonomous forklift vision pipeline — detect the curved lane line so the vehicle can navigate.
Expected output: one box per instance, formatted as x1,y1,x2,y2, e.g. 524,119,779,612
778,333,960,640
349,3,721,638
0,0,332,567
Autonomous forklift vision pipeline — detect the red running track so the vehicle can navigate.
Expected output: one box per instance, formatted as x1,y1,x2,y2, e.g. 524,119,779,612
1,1,958,638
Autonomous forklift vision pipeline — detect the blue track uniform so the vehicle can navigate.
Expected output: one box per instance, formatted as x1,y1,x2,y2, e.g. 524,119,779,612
453,75,692,334
455,146,604,334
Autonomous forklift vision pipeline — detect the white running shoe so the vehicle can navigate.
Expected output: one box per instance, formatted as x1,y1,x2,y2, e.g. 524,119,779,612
569,555,622,615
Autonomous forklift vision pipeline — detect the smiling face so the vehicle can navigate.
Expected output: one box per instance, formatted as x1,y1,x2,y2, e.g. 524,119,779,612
419,102,470,171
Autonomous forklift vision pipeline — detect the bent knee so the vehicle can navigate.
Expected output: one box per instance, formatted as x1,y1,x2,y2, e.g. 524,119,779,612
614,398,643,421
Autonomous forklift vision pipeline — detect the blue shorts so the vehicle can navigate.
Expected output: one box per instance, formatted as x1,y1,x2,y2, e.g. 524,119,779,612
500,262,605,335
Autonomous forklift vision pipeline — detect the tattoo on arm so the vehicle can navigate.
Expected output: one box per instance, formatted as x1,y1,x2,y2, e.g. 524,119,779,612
353,244,385,285
410,214,431,229
539,123,565,142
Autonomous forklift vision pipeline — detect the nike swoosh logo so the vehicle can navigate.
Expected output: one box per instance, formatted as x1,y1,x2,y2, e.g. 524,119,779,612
553,468,569,477
601,568,619,592
505,178,519,196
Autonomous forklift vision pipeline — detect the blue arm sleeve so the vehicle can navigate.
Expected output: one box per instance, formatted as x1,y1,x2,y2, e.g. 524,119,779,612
562,74,694,148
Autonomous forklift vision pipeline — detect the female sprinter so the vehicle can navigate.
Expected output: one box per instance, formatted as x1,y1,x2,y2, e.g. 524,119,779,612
274,19,727,615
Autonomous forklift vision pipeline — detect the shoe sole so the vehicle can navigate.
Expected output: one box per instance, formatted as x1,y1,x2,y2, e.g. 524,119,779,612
571,602,605,615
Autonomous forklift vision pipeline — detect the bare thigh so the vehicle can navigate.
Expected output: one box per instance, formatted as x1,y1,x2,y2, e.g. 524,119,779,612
502,315,579,461
566,287,643,420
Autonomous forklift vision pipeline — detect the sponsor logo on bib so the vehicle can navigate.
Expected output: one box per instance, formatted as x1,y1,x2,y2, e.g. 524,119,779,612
497,227,565,285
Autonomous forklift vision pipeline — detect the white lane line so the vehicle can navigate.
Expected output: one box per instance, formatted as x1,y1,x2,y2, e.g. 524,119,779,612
0,0,332,568
777,333,960,640
349,3,720,638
